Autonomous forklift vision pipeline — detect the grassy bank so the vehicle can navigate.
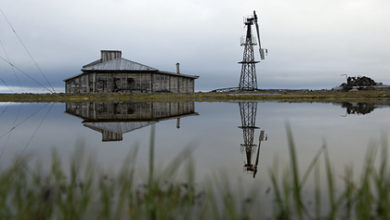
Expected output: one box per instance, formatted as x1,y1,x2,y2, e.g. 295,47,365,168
1,89,390,103
1,127,390,219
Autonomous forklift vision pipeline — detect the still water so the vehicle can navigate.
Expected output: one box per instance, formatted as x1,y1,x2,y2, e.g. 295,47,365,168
0,101,389,186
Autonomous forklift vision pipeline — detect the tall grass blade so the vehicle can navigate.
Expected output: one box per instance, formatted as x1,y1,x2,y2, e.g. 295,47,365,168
285,123,303,219
323,146,336,219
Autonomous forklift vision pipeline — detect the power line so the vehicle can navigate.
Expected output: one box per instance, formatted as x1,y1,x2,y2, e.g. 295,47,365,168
0,38,21,84
0,103,49,139
0,103,21,160
0,55,53,93
0,105,8,118
0,77,15,93
0,8,56,93
22,103,54,153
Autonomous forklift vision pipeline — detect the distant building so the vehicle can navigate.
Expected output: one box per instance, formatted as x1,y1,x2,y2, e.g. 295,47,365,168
64,50,198,94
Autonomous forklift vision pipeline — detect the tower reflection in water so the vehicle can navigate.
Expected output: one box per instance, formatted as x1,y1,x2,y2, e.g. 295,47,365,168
238,102,266,178
65,102,197,142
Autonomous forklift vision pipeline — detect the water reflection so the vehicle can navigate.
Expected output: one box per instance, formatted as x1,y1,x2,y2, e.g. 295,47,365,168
341,102,376,115
238,102,267,178
66,102,197,142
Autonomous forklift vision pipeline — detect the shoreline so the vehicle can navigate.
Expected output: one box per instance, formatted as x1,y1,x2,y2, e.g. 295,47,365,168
0,89,390,103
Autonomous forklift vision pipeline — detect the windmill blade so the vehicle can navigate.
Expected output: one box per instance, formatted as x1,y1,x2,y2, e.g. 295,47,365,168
253,10,265,60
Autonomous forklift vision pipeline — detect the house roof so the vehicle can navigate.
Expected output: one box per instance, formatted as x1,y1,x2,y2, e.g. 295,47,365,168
63,70,198,82
83,121,154,135
64,55,199,81
82,58,157,72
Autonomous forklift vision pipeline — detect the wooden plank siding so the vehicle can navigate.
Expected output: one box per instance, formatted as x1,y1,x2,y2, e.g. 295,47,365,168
65,72,196,94
66,102,196,121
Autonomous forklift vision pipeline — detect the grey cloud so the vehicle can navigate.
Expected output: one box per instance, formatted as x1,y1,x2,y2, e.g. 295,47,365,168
0,0,389,91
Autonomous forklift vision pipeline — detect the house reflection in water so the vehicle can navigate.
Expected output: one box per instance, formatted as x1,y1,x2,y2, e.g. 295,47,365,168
66,102,197,142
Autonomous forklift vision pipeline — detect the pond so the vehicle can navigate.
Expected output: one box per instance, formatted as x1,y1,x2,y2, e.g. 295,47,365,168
0,101,389,182
1,101,390,217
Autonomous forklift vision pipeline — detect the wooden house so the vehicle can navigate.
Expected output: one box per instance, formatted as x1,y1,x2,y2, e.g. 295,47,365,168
64,50,198,94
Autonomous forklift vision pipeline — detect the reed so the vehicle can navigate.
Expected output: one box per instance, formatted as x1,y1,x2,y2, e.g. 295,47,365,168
0,128,390,219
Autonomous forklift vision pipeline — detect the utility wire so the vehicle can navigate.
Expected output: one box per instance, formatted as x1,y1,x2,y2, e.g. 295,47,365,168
0,38,18,93
0,103,52,175
0,77,15,93
0,55,53,93
0,38,20,84
0,105,10,159
0,105,8,118
0,103,49,139
22,103,54,153
0,103,21,160
0,8,55,93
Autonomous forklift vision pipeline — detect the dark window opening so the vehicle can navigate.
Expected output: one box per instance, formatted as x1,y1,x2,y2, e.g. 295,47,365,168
114,78,121,92
114,103,120,114
96,103,107,114
97,80,107,91
127,107,134,114
127,78,135,90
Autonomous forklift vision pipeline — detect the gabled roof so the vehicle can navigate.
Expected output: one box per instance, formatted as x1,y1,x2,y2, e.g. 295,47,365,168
64,52,199,81
83,121,154,135
82,58,157,72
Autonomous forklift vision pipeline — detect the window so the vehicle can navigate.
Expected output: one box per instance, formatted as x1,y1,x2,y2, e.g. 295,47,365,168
127,78,135,90
97,80,107,91
114,78,121,92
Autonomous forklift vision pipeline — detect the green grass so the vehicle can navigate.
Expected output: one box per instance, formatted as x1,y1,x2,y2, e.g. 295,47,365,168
1,89,390,103
1,127,390,219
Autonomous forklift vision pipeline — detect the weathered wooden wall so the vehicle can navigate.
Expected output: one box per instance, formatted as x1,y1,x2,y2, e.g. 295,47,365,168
66,102,196,121
65,72,195,94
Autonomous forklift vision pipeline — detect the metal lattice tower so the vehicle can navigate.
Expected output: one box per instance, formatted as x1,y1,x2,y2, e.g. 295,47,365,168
238,102,259,177
238,21,259,90
239,102,258,149
238,102,266,178
238,10,267,91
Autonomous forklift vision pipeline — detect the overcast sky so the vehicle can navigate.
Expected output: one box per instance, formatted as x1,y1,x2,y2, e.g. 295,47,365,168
0,0,389,92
